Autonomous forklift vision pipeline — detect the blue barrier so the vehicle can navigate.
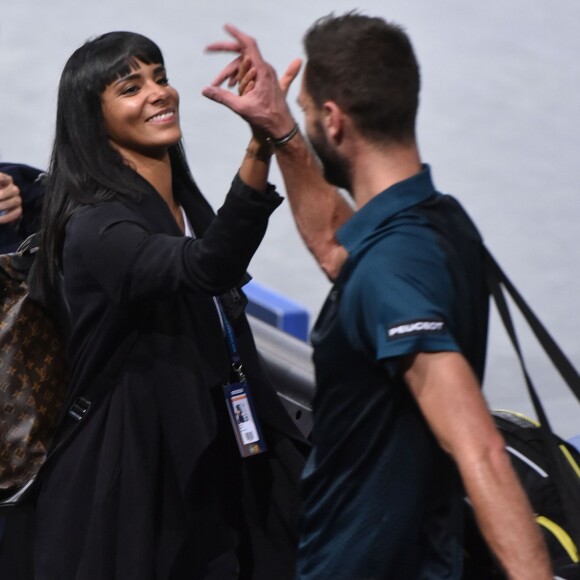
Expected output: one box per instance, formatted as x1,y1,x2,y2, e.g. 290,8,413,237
244,280,310,342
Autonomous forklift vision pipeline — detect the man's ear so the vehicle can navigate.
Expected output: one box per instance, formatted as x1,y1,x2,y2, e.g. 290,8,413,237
322,101,345,144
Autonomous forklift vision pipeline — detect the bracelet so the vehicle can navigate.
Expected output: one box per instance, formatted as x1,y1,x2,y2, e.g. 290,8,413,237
246,143,273,163
267,123,299,147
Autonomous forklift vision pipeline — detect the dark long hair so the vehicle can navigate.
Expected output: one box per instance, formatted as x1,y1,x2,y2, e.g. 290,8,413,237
31,31,198,308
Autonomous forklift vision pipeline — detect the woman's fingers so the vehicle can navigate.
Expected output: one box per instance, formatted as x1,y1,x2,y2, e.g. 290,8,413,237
279,58,303,95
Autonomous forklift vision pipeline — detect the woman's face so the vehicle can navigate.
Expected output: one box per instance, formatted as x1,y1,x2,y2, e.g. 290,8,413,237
101,59,181,160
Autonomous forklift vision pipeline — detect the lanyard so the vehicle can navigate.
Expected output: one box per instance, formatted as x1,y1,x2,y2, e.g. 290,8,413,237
216,298,267,457
216,299,246,384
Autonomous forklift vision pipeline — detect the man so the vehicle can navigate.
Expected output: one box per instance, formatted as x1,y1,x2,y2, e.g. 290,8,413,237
203,13,552,579
0,163,44,253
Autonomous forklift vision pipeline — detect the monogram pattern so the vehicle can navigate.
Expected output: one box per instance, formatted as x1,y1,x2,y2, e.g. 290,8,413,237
0,253,69,492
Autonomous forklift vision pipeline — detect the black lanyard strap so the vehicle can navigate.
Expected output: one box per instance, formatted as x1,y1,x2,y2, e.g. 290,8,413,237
216,299,246,383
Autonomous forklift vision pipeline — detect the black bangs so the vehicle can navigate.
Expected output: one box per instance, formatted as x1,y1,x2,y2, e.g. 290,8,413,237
74,31,165,93
100,49,163,90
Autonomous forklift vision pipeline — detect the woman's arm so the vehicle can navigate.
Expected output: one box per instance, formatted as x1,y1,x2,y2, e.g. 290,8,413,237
238,136,272,192
70,176,282,305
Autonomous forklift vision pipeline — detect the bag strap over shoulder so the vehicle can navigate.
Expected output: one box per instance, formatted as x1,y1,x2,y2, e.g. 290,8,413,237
484,248,580,402
47,329,140,459
483,246,580,545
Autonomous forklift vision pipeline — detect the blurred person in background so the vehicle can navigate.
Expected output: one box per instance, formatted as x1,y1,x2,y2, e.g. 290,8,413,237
0,162,44,253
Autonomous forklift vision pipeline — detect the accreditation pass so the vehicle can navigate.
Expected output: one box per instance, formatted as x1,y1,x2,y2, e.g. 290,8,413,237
224,382,267,457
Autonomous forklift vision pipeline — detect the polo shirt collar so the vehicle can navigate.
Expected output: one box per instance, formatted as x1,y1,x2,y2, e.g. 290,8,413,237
337,164,438,252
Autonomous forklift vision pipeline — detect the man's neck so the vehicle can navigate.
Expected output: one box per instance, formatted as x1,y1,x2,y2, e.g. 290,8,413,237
350,140,422,209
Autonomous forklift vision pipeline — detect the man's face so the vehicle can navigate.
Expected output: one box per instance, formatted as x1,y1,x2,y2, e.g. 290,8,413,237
298,77,351,191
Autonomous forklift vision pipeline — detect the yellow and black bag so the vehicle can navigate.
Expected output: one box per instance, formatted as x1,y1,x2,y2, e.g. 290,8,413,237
464,410,580,578
463,250,580,579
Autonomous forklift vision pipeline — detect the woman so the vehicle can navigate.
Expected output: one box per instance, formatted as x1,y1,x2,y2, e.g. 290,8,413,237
25,31,306,579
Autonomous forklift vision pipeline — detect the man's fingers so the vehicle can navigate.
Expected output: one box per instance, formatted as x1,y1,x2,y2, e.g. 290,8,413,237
237,56,252,81
238,76,255,97
223,24,263,59
205,24,262,63
202,85,243,114
238,67,257,96
280,58,303,95
202,85,225,104
210,57,242,87
235,57,252,91
205,41,243,54
204,24,294,136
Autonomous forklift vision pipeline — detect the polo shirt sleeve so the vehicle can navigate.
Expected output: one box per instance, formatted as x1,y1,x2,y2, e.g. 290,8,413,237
339,232,461,364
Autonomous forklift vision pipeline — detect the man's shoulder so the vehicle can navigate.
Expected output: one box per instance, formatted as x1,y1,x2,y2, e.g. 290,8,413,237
349,209,447,273
339,214,455,317
416,192,484,243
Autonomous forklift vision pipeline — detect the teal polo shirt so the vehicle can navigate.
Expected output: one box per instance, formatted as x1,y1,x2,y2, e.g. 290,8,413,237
297,165,489,580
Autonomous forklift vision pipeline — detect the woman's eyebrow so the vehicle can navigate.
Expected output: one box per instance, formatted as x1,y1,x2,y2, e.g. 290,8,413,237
113,71,142,85
113,65,166,85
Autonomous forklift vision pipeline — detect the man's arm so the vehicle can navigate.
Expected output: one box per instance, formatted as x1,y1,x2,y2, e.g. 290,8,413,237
270,130,350,280
403,350,553,580
203,25,352,280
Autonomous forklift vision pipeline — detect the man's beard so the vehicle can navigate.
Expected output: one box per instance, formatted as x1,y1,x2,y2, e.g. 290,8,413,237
307,120,352,192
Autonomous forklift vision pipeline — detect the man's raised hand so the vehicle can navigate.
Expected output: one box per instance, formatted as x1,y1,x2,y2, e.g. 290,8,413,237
202,24,301,139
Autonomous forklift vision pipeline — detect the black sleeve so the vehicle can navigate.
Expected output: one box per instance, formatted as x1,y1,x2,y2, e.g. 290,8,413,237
65,175,283,304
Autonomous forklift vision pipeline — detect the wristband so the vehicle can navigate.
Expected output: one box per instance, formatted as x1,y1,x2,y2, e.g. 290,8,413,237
267,123,299,147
